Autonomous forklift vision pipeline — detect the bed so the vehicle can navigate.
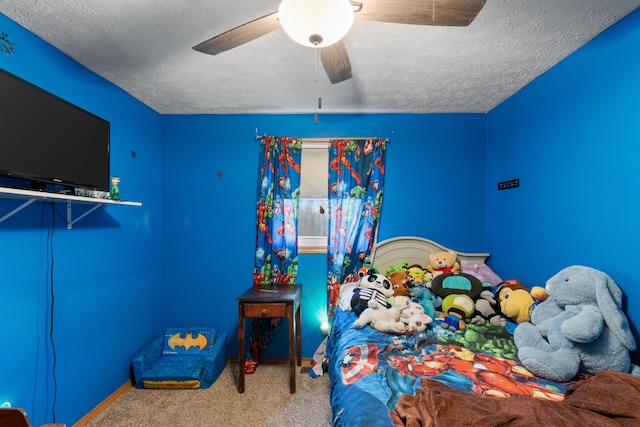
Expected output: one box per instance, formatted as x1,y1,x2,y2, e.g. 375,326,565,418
326,236,640,427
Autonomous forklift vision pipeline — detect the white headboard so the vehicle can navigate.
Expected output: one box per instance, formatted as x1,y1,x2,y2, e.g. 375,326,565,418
372,236,490,273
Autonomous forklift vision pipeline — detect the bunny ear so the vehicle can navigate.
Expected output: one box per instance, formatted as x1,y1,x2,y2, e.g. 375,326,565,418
595,270,637,351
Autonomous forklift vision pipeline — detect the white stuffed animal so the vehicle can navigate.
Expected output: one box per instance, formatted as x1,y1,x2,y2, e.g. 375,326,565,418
353,298,405,334
400,301,433,333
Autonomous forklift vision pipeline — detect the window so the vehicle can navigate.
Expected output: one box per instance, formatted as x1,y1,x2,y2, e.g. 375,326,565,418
298,141,329,253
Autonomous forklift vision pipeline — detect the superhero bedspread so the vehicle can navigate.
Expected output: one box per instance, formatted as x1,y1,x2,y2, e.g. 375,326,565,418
327,308,585,427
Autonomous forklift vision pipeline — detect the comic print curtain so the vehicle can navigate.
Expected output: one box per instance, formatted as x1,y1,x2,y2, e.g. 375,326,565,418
254,135,302,285
326,138,387,321
248,135,302,373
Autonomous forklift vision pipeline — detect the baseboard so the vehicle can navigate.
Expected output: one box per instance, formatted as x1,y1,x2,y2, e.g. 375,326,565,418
73,358,315,426
227,357,313,366
72,381,131,427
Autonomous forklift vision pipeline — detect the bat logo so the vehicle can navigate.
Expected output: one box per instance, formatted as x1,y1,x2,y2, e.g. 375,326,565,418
168,331,208,351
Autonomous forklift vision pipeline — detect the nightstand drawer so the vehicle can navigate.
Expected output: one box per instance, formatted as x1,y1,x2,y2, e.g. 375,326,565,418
243,303,287,318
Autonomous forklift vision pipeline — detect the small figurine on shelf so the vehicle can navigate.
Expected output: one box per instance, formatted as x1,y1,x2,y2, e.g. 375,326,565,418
110,176,121,201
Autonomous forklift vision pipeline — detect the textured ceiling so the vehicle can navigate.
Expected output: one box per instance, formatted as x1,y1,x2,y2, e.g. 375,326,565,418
1,0,639,114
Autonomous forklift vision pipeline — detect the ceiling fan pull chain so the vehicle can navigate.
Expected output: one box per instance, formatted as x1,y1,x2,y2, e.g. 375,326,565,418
315,46,320,107
317,48,322,110
314,46,323,123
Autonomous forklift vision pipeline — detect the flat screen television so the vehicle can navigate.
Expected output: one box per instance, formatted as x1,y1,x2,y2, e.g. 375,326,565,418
0,68,110,192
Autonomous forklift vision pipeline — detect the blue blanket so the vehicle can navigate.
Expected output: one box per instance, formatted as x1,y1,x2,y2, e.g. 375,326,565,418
327,308,586,427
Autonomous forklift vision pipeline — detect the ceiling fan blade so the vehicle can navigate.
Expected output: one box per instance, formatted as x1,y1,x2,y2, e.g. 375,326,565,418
354,0,485,26
321,41,353,84
193,12,280,55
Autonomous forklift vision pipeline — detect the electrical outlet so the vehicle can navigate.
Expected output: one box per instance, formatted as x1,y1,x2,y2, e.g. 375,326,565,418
498,179,520,190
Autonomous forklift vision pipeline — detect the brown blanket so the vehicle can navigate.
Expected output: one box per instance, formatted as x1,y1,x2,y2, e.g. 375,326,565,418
396,370,640,427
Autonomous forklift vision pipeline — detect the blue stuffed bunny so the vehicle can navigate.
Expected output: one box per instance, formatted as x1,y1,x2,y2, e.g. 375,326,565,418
514,265,637,382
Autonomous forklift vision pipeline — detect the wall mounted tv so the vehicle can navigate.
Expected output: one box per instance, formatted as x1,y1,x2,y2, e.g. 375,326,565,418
0,68,110,192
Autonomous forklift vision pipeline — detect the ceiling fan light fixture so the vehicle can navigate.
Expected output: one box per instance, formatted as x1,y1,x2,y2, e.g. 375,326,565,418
278,0,354,48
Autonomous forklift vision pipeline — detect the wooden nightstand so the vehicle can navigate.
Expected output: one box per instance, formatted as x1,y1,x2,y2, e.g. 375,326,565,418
237,284,302,393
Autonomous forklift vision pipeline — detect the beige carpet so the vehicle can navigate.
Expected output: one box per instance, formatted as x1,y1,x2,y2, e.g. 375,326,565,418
85,363,332,427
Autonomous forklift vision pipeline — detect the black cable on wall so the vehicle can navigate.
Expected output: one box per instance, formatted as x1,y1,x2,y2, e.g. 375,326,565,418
46,202,58,423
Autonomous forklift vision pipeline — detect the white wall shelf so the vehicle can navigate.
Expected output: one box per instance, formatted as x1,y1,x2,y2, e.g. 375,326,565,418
0,186,142,229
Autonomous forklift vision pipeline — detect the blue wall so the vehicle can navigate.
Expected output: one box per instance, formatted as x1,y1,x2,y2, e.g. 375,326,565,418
486,8,640,363
3,5,640,426
159,113,487,358
1,14,162,426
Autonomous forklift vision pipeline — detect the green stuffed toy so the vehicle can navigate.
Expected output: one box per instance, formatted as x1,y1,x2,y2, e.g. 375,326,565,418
438,294,475,331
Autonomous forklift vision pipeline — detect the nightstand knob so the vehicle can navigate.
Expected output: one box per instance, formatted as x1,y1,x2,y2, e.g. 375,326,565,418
261,309,267,316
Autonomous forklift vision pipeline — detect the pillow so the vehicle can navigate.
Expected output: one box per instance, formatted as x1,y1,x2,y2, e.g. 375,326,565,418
460,260,502,287
162,327,216,355
338,281,359,311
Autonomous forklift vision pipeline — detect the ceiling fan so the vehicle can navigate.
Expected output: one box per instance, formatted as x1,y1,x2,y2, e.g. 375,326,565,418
193,0,486,84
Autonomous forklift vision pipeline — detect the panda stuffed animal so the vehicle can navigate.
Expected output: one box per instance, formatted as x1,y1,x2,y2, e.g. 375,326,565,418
350,271,394,316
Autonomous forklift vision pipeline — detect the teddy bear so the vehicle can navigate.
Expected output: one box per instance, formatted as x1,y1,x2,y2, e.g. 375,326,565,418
426,250,460,277
400,301,433,333
496,279,548,324
387,270,413,309
513,265,637,382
